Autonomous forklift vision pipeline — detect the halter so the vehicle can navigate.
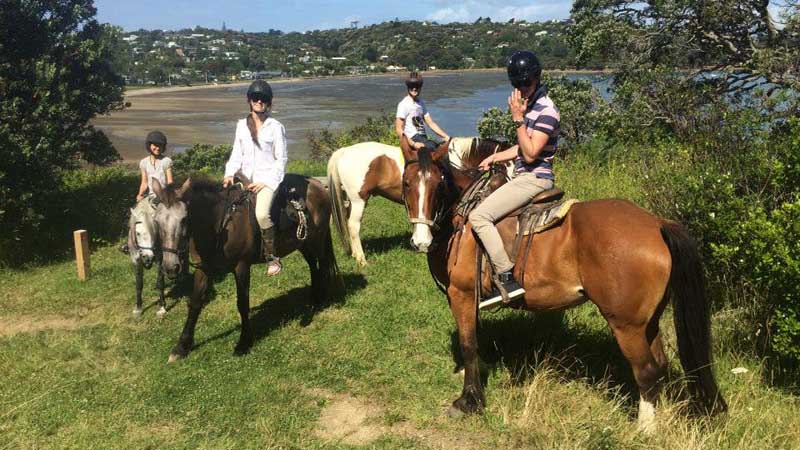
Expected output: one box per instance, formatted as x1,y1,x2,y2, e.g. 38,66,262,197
132,221,156,253
402,157,453,231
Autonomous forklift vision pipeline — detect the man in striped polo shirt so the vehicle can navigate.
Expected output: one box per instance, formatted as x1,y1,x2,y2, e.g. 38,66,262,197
468,50,560,307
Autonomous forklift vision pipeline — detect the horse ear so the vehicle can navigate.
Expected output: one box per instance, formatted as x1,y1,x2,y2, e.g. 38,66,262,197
151,178,164,201
399,135,417,163
176,177,191,199
431,140,449,162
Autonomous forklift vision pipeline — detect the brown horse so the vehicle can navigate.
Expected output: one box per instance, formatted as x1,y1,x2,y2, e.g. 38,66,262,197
399,141,726,431
151,175,340,362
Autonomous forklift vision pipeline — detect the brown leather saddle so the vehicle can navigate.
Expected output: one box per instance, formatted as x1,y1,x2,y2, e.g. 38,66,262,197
456,173,578,306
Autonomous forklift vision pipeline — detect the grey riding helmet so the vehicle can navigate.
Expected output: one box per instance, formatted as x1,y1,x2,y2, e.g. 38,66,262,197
145,130,167,151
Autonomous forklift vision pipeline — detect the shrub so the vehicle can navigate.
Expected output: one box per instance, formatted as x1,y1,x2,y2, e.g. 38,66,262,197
306,114,398,163
0,166,138,265
477,74,611,154
172,144,232,175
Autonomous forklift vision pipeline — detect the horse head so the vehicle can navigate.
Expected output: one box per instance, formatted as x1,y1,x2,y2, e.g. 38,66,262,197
400,136,450,253
152,177,191,279
129,201,157,268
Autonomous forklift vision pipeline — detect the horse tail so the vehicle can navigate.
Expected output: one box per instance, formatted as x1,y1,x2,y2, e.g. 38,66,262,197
327,148,351,253
322,226,343,299
660,221,727,415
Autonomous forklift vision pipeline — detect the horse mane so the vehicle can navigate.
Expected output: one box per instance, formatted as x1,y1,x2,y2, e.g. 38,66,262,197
187,176,223,197
417,148,434,173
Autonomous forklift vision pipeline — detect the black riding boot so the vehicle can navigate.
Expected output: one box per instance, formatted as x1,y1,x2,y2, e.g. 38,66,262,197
261,227,282,276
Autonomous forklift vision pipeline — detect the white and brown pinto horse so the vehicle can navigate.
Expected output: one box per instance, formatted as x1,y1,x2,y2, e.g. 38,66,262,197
327,138,512,265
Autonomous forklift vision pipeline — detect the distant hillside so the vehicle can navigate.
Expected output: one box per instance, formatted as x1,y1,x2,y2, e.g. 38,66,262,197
113,18,578,85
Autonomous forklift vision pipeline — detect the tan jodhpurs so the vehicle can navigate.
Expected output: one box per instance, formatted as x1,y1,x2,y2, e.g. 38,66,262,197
255,186,276,229
468,172,554,274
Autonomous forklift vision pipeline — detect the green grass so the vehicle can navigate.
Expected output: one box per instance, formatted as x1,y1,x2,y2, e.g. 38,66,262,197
1,159,798,449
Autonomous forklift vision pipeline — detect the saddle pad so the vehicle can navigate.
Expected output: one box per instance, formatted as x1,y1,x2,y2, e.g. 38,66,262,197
521,199,580,236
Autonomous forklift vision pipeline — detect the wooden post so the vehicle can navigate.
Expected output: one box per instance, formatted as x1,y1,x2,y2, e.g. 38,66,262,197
73,229,90,281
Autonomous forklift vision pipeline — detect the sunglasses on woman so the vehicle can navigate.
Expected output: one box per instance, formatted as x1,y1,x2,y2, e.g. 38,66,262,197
248,95,270,104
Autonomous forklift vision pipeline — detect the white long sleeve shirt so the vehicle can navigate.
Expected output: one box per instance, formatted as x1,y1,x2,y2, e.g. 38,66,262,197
224,116,288,190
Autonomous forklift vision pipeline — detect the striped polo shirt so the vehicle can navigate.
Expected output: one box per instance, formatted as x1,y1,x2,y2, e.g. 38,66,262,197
515,85,560,180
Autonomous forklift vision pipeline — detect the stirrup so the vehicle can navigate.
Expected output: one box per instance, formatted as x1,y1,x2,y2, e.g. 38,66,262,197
480,271,524,310
266,258,282,276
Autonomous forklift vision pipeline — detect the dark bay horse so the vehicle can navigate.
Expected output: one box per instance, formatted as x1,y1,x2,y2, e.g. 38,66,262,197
150,175,340,362
399,142,726,431
327,138,512,265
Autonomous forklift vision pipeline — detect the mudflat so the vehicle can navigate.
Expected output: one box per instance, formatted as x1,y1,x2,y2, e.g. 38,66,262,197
92,70,511,161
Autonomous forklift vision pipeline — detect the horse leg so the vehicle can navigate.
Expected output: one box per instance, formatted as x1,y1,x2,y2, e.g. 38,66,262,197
611,323,667,433
300,247,322,304
155,261,167,318
347,197,367,266
233,261,254,355
447,288,485,417
133,261,144,318
168,268,209,362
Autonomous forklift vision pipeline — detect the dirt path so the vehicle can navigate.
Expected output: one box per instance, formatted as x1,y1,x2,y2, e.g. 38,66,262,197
313,389,485,449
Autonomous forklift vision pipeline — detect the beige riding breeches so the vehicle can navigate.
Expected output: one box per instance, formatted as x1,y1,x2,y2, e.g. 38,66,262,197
468,172,554,274
255,186,276,229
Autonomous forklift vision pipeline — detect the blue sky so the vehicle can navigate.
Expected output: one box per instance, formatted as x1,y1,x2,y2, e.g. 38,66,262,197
94,0,575,32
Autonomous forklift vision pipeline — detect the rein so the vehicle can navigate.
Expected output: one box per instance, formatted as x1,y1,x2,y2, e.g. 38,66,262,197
402,158,453,231
215,186,253,255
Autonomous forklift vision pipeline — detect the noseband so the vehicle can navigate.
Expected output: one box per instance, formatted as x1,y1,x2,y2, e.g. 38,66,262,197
402,158,452,231
132,220,156,253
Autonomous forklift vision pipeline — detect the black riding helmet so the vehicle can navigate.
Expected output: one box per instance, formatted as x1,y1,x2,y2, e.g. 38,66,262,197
145,130,167,151
247,79,273,104
507,51,542,89
405,71,423,89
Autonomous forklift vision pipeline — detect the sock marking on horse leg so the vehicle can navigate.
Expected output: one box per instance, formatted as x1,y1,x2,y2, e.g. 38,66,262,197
637,396,656,433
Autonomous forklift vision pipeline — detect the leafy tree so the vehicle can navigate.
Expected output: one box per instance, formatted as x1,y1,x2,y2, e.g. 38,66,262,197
570,0,800,364
0,0,124,262
363,46,378,63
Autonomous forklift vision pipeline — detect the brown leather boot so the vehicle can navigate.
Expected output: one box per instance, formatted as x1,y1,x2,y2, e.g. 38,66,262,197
261,227,282,276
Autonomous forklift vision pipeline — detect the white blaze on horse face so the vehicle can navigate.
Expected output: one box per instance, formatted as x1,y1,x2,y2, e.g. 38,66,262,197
411,172,433,252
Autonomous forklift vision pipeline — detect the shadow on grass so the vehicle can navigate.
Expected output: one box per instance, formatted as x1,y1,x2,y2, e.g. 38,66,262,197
191,273,367,352
449,309,687,411
361,233,409,256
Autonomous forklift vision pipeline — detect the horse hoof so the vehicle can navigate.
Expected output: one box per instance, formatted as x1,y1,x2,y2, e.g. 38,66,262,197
447,405,465,419
156,307,167,318
167,353,183,363
132,308,143,319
